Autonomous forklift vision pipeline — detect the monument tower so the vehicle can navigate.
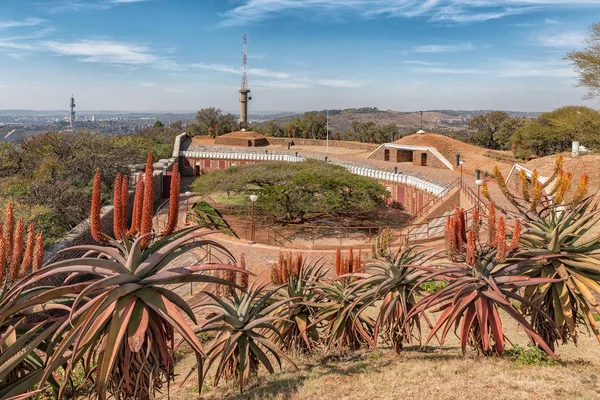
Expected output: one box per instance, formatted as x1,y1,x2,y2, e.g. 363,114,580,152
239,33,252,126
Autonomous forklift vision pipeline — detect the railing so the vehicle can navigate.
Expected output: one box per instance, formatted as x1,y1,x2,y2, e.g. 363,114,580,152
414,178,460,219
461,183,486,211
179,150,448,196
267,226,293,247
190,208,239,239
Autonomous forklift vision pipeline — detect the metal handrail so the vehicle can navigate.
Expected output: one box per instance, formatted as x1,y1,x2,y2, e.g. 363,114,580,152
414,177,460,219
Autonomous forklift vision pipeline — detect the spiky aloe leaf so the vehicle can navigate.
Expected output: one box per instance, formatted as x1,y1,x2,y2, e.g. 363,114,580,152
4,227,245,400
197,279,297,392
408,248,557,359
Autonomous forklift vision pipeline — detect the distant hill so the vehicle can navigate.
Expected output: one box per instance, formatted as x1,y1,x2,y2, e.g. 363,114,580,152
258,108,541,135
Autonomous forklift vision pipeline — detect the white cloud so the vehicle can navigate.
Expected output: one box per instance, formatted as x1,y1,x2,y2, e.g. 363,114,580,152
544,17,561,24
253,80,312,89
413,59,576,78
192,63,290,78
218,0,600,27
0,18,45,29
141,82,156,87
193,62,364,89
0,39,37,50
403,60,443,66
496,60,576,77
538,31,585,48
46,40,157,64
44,0,151,12
315,79,366,88
412,43,475,53
417,67,485,74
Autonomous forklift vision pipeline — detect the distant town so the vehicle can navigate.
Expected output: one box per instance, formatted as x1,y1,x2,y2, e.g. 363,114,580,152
0,107,541,142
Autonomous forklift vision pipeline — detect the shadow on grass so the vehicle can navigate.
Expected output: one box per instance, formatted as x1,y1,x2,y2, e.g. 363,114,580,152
204,351,390,399
203,373,310,400
201,346,484,399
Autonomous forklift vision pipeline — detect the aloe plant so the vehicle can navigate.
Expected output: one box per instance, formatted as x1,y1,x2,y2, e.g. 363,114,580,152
408,248,558,358
310,278,375,350
0,292,64,399
1,226,246,400
0,204,51,399
347,246,440,352
516,196,600,349
482,156,600,348
196,280,297,392
271,262,326,353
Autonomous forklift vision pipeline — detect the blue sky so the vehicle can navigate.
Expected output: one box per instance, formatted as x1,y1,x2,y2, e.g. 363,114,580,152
1,0,600,112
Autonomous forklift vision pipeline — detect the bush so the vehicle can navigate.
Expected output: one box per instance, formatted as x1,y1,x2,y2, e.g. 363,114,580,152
419,281,448,293
504,344,558,366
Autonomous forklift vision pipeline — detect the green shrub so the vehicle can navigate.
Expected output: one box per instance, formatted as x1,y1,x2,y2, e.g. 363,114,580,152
419,281,448,293
504,344,558,366
192,201,233,236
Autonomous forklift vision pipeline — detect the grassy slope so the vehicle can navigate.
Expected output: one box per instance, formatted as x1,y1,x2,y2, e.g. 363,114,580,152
160,316,600,400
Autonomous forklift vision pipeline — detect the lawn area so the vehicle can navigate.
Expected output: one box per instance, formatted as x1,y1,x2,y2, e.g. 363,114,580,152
159,315,600,400
211,192,250,206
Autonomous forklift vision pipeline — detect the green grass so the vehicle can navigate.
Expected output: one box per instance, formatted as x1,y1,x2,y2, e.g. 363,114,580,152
211,193,249,206
192,201,234,237
504,344,558,366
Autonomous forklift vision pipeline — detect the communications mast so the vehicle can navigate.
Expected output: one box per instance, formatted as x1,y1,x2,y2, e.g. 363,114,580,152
69,95,76,134
239,33,252,126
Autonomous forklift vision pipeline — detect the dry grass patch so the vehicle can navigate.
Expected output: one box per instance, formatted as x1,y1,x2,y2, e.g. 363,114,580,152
161,336,600,400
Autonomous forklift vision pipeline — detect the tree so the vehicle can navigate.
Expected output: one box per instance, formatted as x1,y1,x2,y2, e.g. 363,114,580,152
467,111,511,149
262,120,285,137
153,120,165,129
510,106,600,158
565,22,600,99
191,160,388,222
190,107,239,136
344,121,377,143
301,112,328,139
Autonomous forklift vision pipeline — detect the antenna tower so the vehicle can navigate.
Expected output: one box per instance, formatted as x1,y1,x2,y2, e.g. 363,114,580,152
69,94,76,134
241,33,248,90
238,33,251,125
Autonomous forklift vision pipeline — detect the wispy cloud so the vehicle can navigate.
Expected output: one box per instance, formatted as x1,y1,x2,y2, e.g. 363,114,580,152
496,59,576,78
193,62,365,89
192,63,290,78
413,59,576,78
538,31,585,48
141,82,156,87
0,18,45,29
416,67,485,74
46,39,158,64
315,79,365,88
253,80,312,89
43,0,152,12
403,60,444,66
412,42,475,53
218,0,595,27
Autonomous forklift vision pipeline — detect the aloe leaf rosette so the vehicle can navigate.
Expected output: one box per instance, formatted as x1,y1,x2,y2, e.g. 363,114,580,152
0,226,248,400
271,262,327,353
347,247,441,353
408,249,560,359
516,196,600,348
196,280,298,392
